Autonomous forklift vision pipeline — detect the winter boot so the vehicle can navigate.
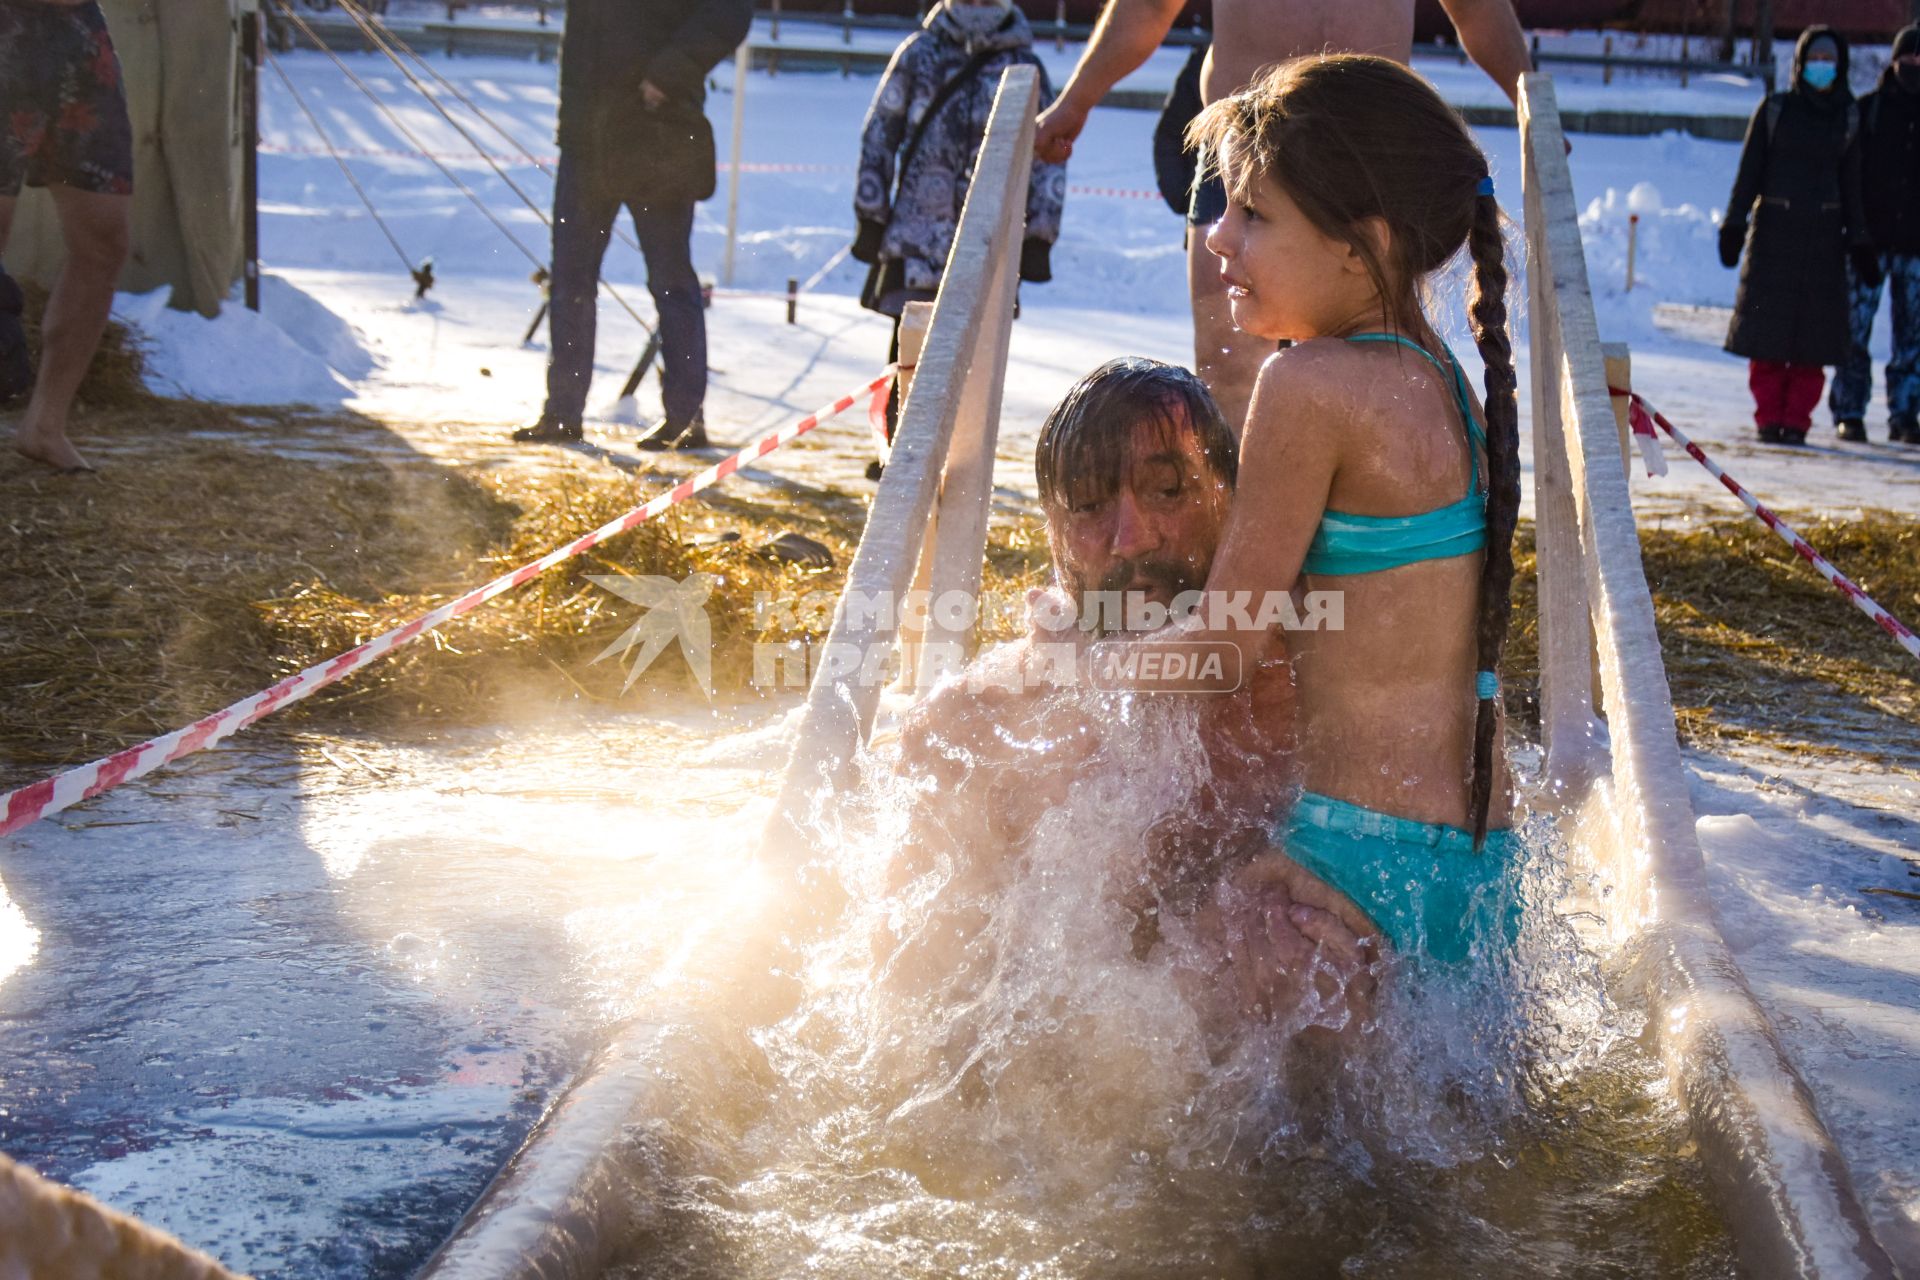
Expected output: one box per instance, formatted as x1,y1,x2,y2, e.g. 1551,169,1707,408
0,268,32,406
1757,424,1786,444
511,417,583,444
1836,418,1867,443
637,412,709,452
1891,413,1919,444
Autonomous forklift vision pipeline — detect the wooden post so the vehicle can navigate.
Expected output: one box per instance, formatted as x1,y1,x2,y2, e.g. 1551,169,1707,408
786,277,798,324
1603,35,1614,85
896,301,934,419
241,8,261,313
1625,213,1638,293
842,0,853,44
771,0,781,41
1752,0,1776,87
1055,0,1066,53
721,41,749,287
890,299,939,689
1602,343,1633,482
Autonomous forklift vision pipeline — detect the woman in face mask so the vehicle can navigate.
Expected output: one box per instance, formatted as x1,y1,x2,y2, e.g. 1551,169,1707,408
1718,26,1873,445
850,0,1068,465
1832,24,1920,445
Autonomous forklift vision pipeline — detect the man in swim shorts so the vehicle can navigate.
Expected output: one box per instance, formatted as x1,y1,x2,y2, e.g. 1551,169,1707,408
889,359,1373,1023
0,0,135,474
1032,0,1532,434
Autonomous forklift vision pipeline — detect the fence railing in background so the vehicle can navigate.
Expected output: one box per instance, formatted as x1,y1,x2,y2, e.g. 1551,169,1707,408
1519,71,1896,1280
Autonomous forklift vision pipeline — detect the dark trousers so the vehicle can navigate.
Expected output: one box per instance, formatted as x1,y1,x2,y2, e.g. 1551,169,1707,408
1748,360,1825,432
542,149,705,428
1831,252,1920,423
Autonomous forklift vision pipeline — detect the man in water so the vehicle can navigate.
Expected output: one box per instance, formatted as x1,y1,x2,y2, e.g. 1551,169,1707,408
888,358,1371,1023
1033,0,1532,432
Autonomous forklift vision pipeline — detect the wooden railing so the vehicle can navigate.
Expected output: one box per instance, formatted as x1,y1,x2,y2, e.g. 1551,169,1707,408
760,63,1038,861
1521,72,1895,1280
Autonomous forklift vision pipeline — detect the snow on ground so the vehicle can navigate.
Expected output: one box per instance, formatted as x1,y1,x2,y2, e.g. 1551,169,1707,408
24,42,1920,1271
1690,753,1920,1266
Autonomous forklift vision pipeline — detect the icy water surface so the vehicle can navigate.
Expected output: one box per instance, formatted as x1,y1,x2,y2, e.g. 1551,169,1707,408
0,709,779,1278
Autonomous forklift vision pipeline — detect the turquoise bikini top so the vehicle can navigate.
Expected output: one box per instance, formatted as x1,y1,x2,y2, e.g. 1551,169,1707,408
1300,332,1489,577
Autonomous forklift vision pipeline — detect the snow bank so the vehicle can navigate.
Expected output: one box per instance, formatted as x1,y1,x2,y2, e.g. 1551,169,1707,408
112,273,375,406
1574,135,1735,341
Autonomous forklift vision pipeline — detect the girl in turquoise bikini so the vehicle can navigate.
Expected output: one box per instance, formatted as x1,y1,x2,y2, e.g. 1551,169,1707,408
1179,55,1522,971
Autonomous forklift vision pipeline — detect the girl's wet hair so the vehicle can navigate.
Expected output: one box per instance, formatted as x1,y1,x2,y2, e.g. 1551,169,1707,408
1035,357,1237,509
1188,55,1520,845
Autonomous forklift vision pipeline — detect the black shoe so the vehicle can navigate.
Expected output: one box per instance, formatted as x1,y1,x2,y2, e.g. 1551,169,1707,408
636,414,709,452
1780,426,1810,446
1756,424,1785,444
1837,418,1867,443
511,418,583,444
865,459,885,481
1891,413,1919,444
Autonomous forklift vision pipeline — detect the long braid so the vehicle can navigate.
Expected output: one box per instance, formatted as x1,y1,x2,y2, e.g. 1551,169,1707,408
1465,192,1520,846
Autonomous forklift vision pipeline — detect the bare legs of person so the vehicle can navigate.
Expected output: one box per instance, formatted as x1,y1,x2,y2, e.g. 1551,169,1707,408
1188,227,1270,439
0,185,131,472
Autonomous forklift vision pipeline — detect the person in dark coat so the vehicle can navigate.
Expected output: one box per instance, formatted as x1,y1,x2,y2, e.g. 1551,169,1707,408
1718,26,1871,445
1832,24,1920,445
851,0,1067,444
513,0,751,451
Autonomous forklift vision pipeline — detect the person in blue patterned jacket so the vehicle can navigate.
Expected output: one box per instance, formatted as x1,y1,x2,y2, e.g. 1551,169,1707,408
851,0,1067,443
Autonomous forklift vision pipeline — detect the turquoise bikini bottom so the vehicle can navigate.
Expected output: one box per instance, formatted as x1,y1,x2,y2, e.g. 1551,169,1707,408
1277,792,1520,967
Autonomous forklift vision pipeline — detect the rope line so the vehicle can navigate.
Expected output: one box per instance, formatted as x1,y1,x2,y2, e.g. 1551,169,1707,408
273,0,656,333
263,49,423,286
1617,387,1920,664
272,0,546,271
333,0,650,296
0,369,897,839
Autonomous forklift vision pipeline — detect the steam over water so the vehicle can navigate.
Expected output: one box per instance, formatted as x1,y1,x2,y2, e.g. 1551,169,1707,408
602,688,1741,1278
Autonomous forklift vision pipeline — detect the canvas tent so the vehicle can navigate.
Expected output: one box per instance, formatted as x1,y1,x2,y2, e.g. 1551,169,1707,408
3,0,254,319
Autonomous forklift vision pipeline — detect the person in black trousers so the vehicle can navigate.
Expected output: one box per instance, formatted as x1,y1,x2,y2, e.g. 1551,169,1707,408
513,0,750,451
1832,24,1920,444
1718,26,1871,445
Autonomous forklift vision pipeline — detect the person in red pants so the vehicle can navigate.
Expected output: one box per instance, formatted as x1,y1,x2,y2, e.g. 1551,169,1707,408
1748,360,1828,438
1718,27,1872,445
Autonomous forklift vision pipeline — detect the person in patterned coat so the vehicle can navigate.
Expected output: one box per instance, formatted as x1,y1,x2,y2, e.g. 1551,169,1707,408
851,0,1066,440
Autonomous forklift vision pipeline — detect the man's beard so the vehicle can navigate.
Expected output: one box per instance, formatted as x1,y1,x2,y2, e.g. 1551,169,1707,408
1069,557,1205,638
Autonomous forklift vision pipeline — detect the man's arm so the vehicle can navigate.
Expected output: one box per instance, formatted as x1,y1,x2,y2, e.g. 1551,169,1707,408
1034,0,1186,164
1435,0,1533,106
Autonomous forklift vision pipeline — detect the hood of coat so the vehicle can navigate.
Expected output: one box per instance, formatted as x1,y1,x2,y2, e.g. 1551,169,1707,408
927,0,1033,55
1885,23,1920,94
1791,25,1850,103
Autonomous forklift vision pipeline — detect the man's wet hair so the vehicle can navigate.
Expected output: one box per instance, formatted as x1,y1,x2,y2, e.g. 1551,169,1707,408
1034,357,1236,508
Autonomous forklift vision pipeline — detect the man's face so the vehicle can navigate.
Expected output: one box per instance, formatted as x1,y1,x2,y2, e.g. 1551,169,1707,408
1045,411,1231,634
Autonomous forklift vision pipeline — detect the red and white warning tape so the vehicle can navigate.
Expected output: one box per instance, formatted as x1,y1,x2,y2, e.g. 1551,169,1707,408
1618,387,1920,664
0,369,895,839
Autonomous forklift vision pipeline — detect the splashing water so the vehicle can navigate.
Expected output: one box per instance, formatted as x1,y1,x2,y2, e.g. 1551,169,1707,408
599,676,1740,1278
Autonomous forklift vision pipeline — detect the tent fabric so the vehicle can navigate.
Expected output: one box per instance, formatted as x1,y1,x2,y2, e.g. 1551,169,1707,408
3,0,248,318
